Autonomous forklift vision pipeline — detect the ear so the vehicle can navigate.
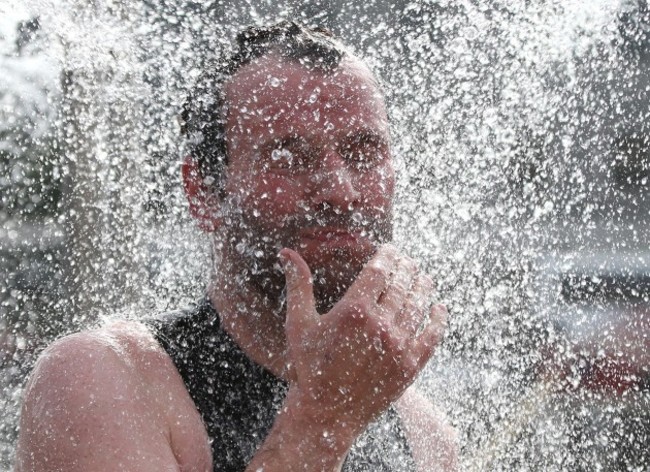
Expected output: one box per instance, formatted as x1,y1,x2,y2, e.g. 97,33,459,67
181,155,222,232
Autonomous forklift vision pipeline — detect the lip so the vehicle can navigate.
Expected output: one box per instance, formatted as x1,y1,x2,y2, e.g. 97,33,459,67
301,226,364,242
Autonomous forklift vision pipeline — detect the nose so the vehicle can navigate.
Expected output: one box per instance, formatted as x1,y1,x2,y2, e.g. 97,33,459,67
310,151,361,210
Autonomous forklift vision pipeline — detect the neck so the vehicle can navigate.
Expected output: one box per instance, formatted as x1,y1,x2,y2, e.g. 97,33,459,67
207,239,290,379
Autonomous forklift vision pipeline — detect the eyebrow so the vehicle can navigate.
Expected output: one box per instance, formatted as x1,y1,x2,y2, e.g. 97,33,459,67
259,126,389,153
346,128,387,142
342,128,390,151
260,134,303,151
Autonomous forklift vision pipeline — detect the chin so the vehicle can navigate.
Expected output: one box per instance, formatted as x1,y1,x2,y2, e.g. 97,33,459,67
299,241,377,314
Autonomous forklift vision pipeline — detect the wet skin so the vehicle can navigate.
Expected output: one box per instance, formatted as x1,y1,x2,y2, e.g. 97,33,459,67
192,53,457,471
217,53,395,312
15,52,458,472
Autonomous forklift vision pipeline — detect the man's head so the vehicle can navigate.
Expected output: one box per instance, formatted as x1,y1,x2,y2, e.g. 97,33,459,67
181,22,348,190
181,22,395,312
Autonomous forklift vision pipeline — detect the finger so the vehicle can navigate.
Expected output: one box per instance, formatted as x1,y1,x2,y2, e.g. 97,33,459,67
377,255,417,320
279,248,319,340
345,244,399,303
411,304,448,369
395,273,434,334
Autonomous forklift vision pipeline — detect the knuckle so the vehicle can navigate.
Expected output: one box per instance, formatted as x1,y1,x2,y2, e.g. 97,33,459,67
420,344,437,365
401,254,417,271
392,278,409,293
363,265,386,281
432,304,449,328
378,243,397,256
425,327,444,350
402,356,419,375
346,300,372,317
377,326,403,352
403,300,418,315
398,303,421,330
420,274,435,292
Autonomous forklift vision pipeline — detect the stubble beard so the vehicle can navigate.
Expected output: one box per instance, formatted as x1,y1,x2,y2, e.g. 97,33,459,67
221,209,393,316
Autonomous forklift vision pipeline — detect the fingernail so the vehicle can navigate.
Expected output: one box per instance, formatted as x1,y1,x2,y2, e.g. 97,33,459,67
278,251,296,278
278,248,290,266
432,304,448,324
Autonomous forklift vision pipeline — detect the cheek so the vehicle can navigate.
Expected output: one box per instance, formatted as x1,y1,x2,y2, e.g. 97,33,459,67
358,164,395,209
235,173,307,216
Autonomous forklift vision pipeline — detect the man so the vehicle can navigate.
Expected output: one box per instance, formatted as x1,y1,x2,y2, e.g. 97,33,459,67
15,22,458,471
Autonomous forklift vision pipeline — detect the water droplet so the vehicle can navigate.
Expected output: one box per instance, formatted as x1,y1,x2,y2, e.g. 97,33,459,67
271,148,293,162
308,87,321,103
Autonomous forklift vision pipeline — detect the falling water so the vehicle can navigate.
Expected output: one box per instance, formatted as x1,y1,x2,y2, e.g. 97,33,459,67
1,0,648,470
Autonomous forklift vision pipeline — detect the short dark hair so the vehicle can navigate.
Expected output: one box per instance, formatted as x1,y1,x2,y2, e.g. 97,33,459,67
180,21,349,191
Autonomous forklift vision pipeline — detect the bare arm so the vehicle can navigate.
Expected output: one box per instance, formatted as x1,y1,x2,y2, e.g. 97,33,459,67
396,389,459,472
245,246,448,471
15,327,211,472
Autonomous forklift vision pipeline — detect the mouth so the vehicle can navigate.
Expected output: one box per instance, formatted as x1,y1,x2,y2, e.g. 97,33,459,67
300,226,365,242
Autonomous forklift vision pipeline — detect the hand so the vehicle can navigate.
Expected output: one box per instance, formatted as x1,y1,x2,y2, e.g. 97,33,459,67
279,244,447,437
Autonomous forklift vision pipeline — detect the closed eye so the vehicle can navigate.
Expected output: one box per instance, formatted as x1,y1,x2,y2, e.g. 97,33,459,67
263,135,312,171
339,131,389,170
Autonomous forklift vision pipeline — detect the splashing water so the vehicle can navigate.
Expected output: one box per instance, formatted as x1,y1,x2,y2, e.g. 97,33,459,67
1,0,648,470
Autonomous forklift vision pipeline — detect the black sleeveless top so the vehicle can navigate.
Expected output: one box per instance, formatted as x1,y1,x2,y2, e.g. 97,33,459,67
147,299,416,472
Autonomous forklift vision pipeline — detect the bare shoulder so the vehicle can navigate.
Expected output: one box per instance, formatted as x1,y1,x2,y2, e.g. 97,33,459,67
15,321,211,472
26,321,168,384
20,321,175,416
396,388,460,472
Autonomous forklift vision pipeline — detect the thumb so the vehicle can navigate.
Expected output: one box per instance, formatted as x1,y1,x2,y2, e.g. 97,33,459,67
279,248,318,338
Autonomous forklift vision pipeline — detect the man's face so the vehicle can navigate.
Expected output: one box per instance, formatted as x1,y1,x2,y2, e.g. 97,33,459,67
220,53,395,311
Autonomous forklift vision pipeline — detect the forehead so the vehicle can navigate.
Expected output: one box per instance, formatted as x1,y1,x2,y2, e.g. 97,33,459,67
223,53,388,139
